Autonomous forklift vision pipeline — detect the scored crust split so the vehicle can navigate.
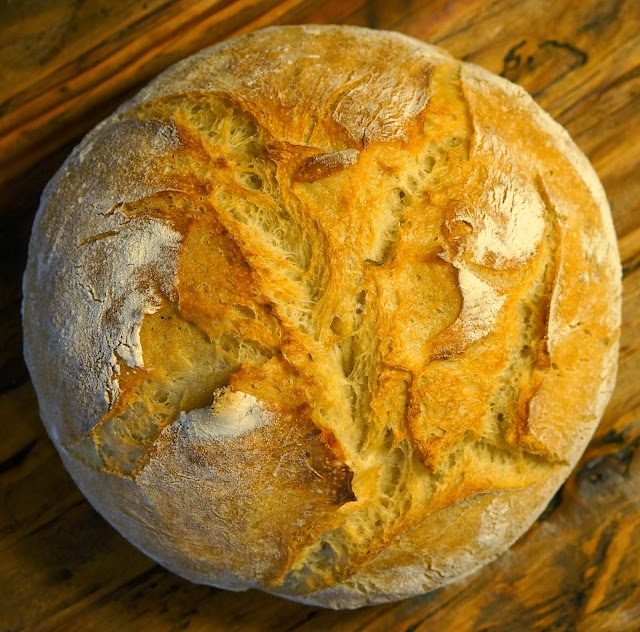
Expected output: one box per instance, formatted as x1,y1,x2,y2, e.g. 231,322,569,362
22,26,621,608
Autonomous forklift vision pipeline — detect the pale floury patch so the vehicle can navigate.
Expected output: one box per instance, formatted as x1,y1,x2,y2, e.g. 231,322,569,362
179,388,274,441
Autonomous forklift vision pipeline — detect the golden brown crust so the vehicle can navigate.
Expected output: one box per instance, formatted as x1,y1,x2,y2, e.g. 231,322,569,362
23,25,621,608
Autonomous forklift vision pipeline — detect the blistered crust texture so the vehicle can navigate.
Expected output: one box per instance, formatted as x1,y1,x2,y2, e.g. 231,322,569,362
23,25,621,609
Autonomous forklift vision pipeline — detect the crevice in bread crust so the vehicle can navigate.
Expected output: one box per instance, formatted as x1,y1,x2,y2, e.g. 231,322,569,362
478,174,562,457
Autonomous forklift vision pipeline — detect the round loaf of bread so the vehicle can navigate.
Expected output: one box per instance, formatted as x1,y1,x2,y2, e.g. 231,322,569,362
23,25,621,608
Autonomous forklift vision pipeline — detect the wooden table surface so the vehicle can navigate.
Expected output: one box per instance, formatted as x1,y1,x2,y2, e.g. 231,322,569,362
1,1,639,630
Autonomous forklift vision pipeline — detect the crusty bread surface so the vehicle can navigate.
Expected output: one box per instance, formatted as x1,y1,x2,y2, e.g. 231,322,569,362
22,25,621,608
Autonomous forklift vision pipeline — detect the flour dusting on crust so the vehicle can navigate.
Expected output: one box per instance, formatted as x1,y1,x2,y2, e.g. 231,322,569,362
179,388,274,441
23,117,184,442
465,180,546,268
72,213,181,408
453,265,506,345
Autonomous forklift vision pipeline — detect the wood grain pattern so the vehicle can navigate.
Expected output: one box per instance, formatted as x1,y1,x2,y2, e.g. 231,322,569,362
1,0,639,630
